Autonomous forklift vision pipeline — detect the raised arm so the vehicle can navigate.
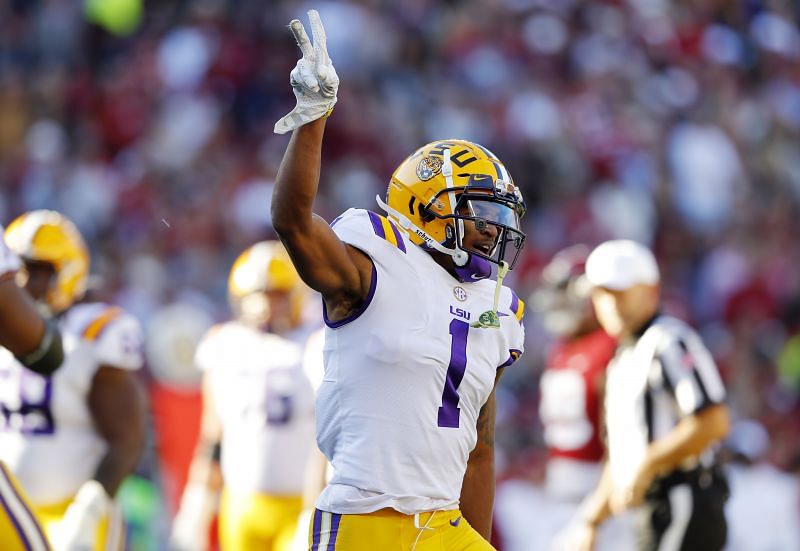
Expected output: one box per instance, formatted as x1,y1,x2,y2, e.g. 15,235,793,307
271,11,372,322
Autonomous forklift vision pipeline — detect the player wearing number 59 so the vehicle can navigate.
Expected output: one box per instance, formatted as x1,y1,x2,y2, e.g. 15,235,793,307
0,221,66,551
0,211,146,551
272,10,527,550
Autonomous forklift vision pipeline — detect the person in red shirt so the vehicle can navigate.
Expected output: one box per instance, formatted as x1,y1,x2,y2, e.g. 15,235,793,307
534,245,616,501
505,245,633,551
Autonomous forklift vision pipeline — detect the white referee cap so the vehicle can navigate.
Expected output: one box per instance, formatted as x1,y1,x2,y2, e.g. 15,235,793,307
585,239,659,290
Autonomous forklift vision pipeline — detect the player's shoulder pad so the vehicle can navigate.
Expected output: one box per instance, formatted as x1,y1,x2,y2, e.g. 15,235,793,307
330,208,408,256
500,285,525,324
77,303,143,371
194,321,238,373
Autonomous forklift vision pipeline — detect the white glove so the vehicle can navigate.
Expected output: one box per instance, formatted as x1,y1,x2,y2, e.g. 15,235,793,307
168,483,217,551
274,9,339,134
49,480,110,551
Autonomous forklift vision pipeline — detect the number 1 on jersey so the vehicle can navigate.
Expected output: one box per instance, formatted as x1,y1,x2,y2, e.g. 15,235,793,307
438,319,469,428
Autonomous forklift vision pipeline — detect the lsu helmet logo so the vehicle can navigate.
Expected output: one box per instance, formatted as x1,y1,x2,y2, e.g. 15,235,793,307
416,156,443,181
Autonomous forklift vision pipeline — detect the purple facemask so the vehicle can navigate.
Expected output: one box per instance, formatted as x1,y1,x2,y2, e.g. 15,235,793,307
454,253,493,282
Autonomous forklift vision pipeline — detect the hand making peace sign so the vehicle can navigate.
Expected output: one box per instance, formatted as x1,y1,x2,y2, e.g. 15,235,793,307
274,10,340,134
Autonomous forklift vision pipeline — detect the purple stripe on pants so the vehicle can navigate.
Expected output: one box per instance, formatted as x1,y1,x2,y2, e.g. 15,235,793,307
367,211,386,239
0,492,32,551
327,513,342,550
0,464,49,550
311,509,323,551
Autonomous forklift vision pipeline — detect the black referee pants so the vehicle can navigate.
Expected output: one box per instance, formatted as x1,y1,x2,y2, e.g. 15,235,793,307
635,467,729,551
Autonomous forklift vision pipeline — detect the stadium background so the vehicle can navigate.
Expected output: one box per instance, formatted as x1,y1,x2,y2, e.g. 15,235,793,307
1,0,799,548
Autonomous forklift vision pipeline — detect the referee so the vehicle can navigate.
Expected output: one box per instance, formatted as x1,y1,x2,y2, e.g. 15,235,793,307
568,240,730,551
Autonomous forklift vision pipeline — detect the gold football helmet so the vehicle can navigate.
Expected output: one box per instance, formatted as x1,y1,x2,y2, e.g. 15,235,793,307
228,241,307,328
378,139,526,272
4,210,89,313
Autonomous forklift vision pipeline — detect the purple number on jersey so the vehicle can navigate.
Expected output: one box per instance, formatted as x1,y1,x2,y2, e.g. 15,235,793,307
266,391,293,425
438,319,469,428
0,370,55,435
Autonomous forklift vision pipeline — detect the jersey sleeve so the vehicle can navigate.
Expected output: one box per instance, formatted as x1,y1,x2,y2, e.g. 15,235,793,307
0,227,21,278
653,328,726,416
89,309,144,371
498,286,525,368
194,325,225,373
330,208,409,260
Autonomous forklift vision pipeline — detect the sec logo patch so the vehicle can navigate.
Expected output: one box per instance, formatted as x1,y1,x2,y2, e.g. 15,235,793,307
453,286,467,302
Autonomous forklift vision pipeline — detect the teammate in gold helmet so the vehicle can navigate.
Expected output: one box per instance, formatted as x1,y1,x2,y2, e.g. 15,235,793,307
228,240,308,333
172,241,321,551
1,210,146,551
0,219,66,551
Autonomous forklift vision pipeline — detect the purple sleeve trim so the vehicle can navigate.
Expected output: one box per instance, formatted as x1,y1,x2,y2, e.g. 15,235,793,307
498,348,523,369
367,211,386,239
330,213,345,228
388,219,407,253
323,260,378,329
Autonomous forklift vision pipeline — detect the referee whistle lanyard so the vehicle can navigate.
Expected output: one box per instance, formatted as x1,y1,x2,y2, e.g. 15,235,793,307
471,260,509,329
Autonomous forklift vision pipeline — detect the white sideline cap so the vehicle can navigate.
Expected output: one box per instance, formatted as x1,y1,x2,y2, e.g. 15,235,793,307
585,239,659,290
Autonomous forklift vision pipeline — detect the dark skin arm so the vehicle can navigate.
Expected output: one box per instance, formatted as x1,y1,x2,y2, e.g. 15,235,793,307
271,119,373,322
460,368,504,540
88,366,147,496
0,275,48,357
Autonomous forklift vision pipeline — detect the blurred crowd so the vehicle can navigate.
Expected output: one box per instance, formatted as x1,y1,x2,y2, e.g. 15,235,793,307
2,0,800,544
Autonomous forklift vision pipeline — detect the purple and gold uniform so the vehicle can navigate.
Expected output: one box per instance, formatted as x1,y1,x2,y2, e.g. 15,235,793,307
0,302,142,550
312,209,525,549
196,321,317,551
0,227,50,551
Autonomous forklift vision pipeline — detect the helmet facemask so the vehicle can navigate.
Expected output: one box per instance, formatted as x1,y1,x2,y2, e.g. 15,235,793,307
441,185,526,270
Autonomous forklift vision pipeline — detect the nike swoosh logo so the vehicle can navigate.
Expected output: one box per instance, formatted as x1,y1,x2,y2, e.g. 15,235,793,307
449,516,461,527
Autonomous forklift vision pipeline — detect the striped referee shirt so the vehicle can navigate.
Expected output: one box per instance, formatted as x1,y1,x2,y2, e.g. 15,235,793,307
604,314,726,490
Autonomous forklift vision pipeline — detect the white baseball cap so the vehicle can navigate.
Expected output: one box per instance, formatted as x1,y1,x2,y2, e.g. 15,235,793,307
585,239,660,290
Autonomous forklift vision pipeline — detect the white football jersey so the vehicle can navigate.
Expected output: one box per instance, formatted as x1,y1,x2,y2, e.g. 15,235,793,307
196,321,317,496
0,226,21,278
315,209,525,515
0,302,143,505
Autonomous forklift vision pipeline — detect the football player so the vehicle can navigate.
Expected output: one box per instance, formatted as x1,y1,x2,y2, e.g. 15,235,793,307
0,210,146,551
530,246,634,551
0,225,65,551
170,241,319,551
534,245,615,503
271,11,526,550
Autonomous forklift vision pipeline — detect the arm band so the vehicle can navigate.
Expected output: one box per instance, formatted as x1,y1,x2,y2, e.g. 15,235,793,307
16,318,64,376
210,442,222,463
